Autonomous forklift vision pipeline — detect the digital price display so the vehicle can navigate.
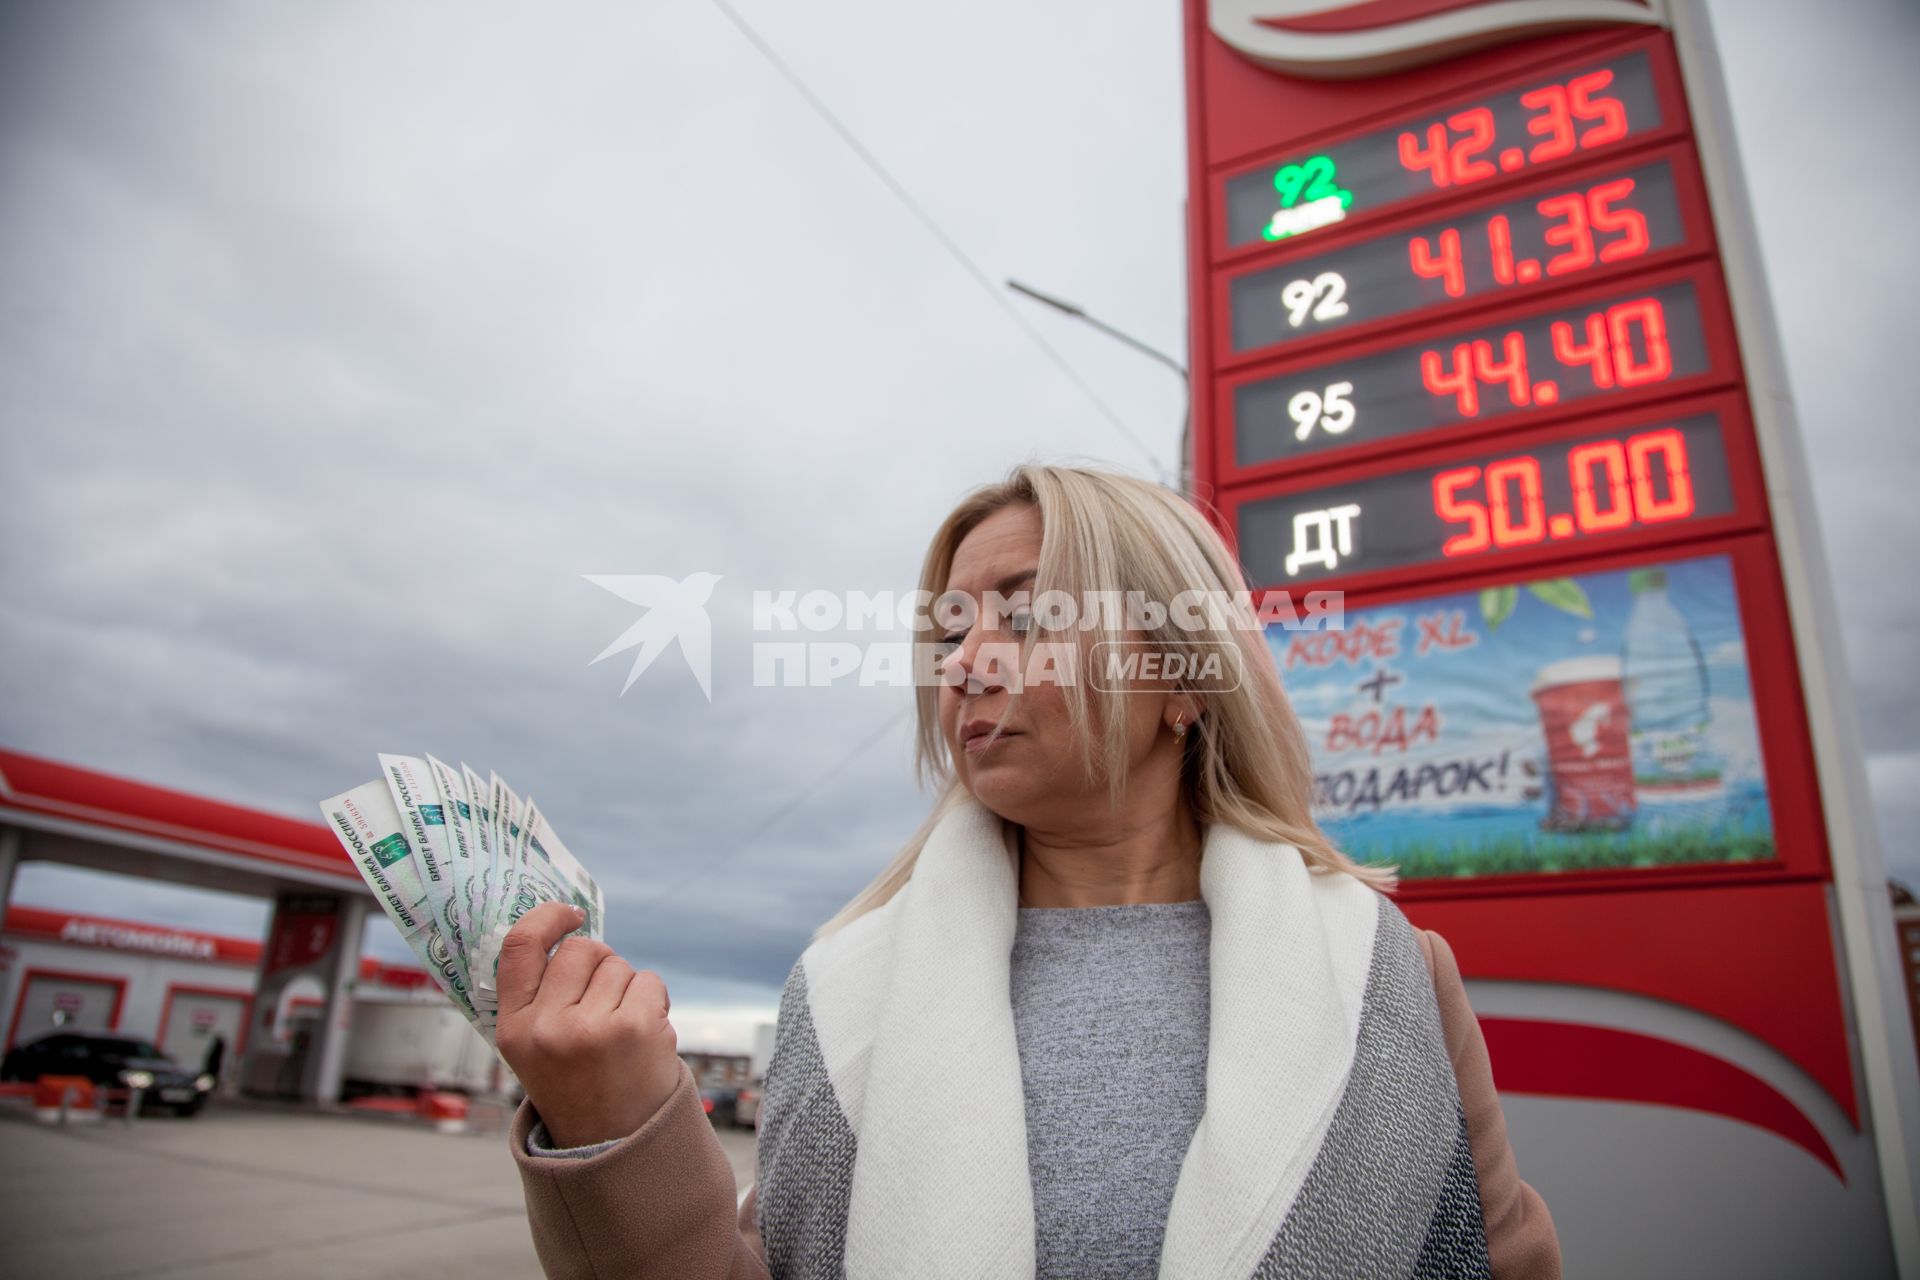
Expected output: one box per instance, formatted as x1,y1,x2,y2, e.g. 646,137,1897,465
1187,21,1920,1261
1223,52,1663,248
1237,414,1734,586
1229,160,1685,355
1233,281,1709,467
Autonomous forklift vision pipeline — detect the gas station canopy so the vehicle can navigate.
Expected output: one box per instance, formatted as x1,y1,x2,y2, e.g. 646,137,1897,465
0,749,368,901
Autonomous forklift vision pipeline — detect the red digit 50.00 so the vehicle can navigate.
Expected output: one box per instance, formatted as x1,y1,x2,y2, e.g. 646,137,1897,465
1435,428,1697,557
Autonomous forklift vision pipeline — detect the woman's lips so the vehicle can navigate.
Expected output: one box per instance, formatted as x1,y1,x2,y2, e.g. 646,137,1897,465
960,721,1020,756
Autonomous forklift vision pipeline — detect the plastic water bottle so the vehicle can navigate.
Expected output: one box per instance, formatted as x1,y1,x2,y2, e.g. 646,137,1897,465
1620,567,1719,796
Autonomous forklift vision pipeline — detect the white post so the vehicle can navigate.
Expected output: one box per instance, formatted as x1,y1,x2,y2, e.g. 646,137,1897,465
0,826,22,917
1669,3,1920,1273
302,895,367,1105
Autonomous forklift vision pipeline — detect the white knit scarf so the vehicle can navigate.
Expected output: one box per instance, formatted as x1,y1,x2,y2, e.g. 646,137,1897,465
762,797,1486,1280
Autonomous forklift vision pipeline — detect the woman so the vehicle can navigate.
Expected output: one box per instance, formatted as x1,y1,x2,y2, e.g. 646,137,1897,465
495,464,1562,1279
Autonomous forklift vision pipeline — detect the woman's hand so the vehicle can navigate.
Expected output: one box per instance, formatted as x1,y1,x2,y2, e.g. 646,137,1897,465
494,901,683,1149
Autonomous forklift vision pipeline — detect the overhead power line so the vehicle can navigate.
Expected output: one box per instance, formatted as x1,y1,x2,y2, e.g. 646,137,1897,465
637,703,911,905
702,0,1172,482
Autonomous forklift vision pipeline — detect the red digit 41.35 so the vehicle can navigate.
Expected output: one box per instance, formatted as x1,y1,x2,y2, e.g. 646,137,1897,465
1408,178,1651,300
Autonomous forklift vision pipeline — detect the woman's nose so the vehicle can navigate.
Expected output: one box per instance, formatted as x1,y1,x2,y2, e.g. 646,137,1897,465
941,629,1016,694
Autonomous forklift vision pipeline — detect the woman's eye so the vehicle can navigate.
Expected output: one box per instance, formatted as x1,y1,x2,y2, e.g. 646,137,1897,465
1009,611,1033,635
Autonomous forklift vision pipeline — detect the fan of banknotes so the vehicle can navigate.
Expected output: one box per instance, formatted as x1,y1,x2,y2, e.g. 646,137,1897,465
319,755,605,1045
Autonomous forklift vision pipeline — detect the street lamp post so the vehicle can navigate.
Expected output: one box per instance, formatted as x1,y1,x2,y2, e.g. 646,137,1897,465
1005,279,1192,489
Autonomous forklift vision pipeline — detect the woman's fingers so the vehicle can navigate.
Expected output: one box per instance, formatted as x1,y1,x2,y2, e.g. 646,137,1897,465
491,938,680,1147
533,936,616,1009
578,954,636,1015
496,903,586,1016
619,968,672,1023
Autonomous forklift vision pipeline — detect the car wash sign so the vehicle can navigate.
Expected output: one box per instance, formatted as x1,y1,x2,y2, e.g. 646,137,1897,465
1183,1,1919,1275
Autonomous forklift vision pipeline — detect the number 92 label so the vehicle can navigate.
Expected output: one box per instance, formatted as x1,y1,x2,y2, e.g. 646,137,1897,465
1281,272,1350,329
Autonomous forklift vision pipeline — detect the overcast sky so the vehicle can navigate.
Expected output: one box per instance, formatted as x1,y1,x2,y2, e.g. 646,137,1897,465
2,0,1914,1051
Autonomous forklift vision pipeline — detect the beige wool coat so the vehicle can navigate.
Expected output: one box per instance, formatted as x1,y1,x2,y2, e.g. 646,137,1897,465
509,928,1562,1280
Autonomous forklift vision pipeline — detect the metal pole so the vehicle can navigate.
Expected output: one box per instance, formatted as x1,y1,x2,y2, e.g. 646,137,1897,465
305,894,367,1104
1005,279,1192,488
0,827,23,920
1668,2,1920,1272
1006,281,1190,382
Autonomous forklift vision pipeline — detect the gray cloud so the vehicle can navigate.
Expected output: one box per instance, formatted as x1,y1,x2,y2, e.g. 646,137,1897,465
2,0,1914,1021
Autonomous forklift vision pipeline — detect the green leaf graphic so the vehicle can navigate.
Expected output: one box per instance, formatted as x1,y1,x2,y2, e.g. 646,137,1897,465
1479,586,1518,631
1526,578,1593,619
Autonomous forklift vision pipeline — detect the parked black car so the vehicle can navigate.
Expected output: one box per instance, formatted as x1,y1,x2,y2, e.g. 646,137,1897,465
0,1030,213,1115
699,1085,741,1128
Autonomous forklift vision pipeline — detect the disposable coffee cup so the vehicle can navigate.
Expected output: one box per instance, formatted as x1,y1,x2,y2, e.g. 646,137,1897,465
1529,656,1636,832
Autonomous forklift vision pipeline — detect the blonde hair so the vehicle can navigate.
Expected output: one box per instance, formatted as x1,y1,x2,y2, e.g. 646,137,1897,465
812,462,1393,940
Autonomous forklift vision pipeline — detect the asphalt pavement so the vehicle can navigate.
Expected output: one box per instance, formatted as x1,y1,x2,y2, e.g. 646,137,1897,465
0,1100,760,1279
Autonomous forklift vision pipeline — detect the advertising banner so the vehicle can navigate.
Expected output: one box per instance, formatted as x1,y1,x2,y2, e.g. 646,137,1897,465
1268,552,1774,876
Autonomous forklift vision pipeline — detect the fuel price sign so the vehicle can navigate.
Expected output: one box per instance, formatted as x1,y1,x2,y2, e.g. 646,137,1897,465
1236,413,1735,585
1232,277,1713,466
1229,159,1687,354
1221,50,1668,248
1184,6,1920,1258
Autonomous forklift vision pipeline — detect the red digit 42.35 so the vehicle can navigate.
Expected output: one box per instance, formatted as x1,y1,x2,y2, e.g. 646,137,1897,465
1398,68,1630,190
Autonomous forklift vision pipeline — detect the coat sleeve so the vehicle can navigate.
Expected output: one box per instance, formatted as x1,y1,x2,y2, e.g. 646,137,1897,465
509,1055,772,1280
1417,927,1564,1280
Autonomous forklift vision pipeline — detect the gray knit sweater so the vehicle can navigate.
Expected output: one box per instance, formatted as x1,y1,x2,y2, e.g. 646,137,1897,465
529,900,1213,1278
1012,900,1211,1280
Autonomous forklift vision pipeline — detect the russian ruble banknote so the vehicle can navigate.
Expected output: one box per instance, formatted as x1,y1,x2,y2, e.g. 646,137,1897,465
320,758,604,1045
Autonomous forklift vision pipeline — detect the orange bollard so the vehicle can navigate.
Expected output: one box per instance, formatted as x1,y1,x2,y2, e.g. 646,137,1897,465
34,1075,101,1124
418,1090,470,1133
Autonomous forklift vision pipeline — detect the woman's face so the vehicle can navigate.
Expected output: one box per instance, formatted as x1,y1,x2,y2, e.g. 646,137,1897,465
936,504,1185,830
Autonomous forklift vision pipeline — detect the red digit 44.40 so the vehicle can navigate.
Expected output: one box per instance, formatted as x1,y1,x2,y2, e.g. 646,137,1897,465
1420,297,1675,417
1552,297,1672,388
